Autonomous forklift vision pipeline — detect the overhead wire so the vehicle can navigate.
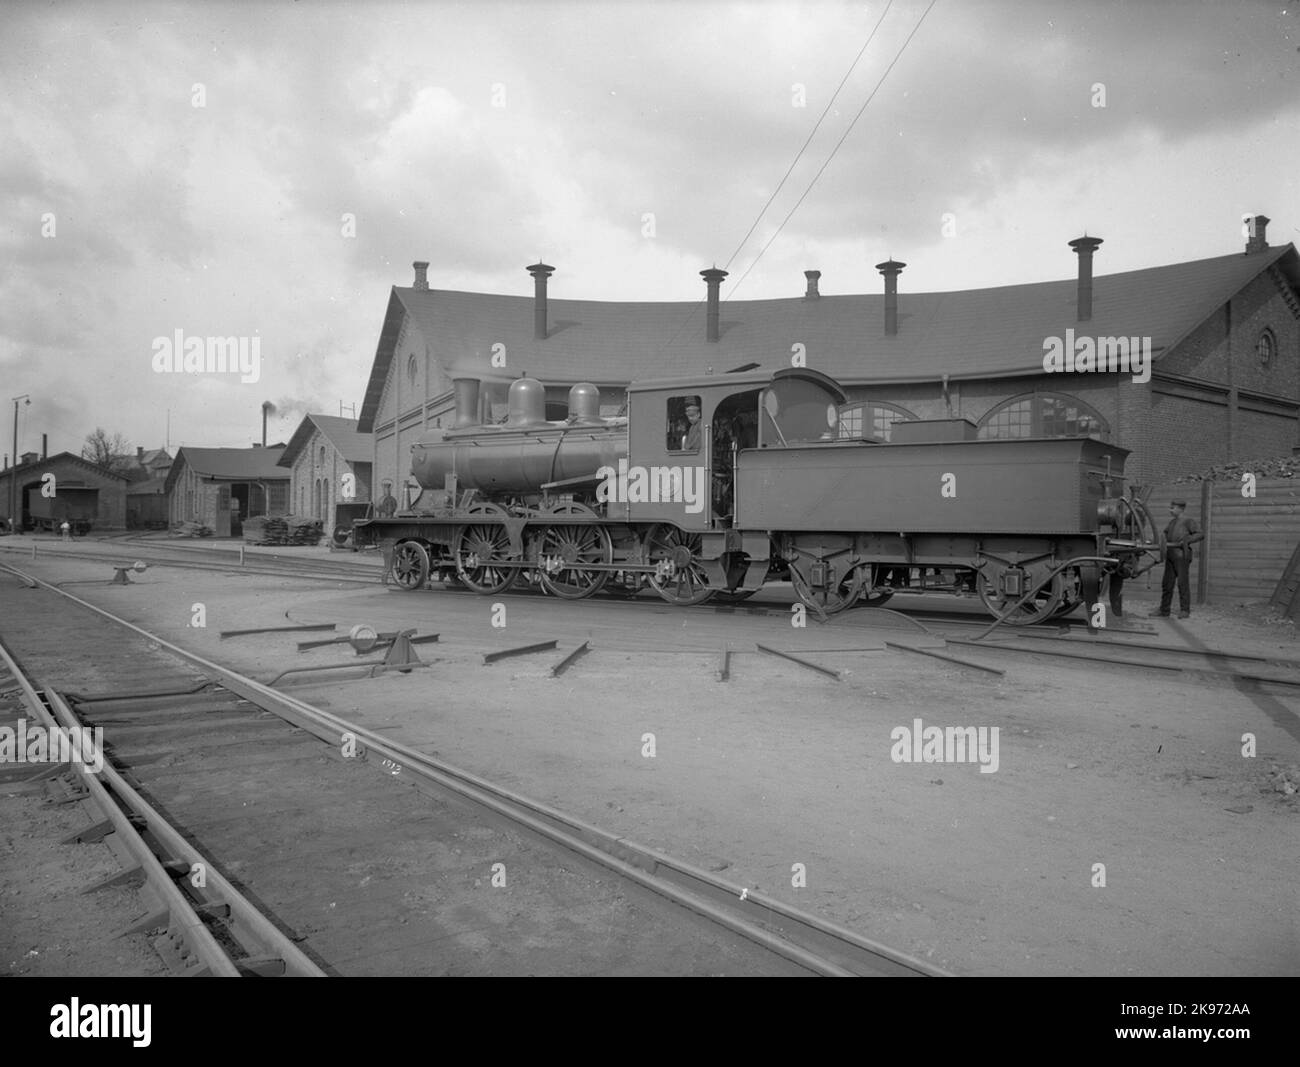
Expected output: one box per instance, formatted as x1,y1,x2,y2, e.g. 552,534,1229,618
656,5,902,357
724,0,939,303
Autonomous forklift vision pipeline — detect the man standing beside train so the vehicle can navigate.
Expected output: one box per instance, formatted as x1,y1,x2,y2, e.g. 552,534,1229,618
1158,499,1204,619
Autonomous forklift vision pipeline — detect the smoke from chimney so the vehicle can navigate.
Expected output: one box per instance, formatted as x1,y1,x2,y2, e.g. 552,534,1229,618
1069,236,1103,322
875,260,905,336
261,400,276,448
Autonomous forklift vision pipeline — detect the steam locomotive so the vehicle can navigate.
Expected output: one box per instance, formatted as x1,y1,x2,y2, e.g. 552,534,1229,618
352,367,1161,624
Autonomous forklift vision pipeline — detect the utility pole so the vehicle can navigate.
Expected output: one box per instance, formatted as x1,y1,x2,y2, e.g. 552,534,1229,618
10,394,31,531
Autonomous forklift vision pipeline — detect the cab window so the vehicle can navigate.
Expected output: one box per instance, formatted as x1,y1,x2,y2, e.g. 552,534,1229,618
667,395,702,452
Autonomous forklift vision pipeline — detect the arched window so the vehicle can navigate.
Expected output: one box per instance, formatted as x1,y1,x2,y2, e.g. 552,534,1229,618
978,392,1109,440
407,354,419,389
1258,328,1276,367
838,401,918,442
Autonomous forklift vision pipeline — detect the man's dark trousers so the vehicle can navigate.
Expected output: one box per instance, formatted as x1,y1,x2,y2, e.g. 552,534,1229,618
1160,546,1192,614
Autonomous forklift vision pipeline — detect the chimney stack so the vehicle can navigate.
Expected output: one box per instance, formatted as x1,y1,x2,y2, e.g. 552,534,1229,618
1069,236,1103,322
804,270,821,300
452,377,482,428
526,262,554,340
412,261,430,290
875,259,906,336
700,267,728,342
1245,215,1270,254
43,434,48,460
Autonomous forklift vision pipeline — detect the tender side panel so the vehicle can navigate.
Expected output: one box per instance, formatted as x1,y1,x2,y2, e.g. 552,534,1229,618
735,437,1126,536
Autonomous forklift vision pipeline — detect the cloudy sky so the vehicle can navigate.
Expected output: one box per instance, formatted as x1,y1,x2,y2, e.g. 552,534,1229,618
2,0,1297,455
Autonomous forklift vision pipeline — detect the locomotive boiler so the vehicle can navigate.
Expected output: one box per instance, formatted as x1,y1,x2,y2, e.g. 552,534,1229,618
353,367,1162,623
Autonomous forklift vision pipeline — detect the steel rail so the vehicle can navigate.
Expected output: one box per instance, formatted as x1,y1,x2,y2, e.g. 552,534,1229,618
0,638,239,976
0,543,380,586
946,637,1300,688
42,688,328,977
1,561,943,977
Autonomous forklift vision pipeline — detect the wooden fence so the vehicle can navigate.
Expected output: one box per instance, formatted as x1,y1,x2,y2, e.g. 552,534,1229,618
1141,478,1300,604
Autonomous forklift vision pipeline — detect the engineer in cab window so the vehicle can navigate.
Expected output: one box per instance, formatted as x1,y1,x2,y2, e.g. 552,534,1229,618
682,400,702,451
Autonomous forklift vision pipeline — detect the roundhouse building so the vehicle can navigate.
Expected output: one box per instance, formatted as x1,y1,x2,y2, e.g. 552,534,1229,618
358,216,1298,492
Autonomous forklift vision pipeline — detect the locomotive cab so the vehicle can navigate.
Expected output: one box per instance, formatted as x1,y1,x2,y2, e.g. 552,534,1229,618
625,367,847,531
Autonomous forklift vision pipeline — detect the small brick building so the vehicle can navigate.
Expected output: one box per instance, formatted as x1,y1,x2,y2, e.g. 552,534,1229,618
0,452,128,533
278,415,373,540
165,447,289,536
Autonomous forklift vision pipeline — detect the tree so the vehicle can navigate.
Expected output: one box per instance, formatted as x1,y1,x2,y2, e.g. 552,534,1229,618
82,428,133,474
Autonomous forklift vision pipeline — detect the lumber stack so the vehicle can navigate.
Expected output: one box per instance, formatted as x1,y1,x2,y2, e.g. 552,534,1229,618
243,515,324,546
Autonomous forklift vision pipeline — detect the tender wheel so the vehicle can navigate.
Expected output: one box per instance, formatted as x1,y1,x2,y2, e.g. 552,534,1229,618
788,558,863,615
645,524,714,606
392,541,431,591
977,569,1063,625
537,503,612,600
455,503,520,594
854,564,899,608
1050,566,1082,617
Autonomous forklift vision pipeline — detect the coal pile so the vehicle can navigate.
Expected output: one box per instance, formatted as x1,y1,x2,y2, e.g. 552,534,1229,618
1173,454,1300,483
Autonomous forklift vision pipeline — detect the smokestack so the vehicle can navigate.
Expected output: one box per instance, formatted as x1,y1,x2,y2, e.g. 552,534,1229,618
527,262,555,340
1068,236,1103,322
43,434,48,460
700,267,728,342
452,377,482,428
413,261,430,290
1245,215,1270,254
261,400,276,448
875,259,905,336
804,270,821,300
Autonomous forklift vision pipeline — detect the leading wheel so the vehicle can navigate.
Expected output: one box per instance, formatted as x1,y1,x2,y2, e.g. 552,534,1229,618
392,541,430,591
537,503,611,600
976,569,1063,625
645,524,714,606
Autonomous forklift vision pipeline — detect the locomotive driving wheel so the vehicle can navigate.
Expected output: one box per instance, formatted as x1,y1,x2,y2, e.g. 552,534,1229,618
788,557,863,616
645,524,714,606
537,502,612,600
391,541,431,591
455,502,521,594
976,569,1063,625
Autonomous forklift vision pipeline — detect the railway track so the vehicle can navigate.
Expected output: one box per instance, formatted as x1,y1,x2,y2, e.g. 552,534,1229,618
13,538,1289,688
0,539,382,586
0,561,942,976
0,639,326,976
